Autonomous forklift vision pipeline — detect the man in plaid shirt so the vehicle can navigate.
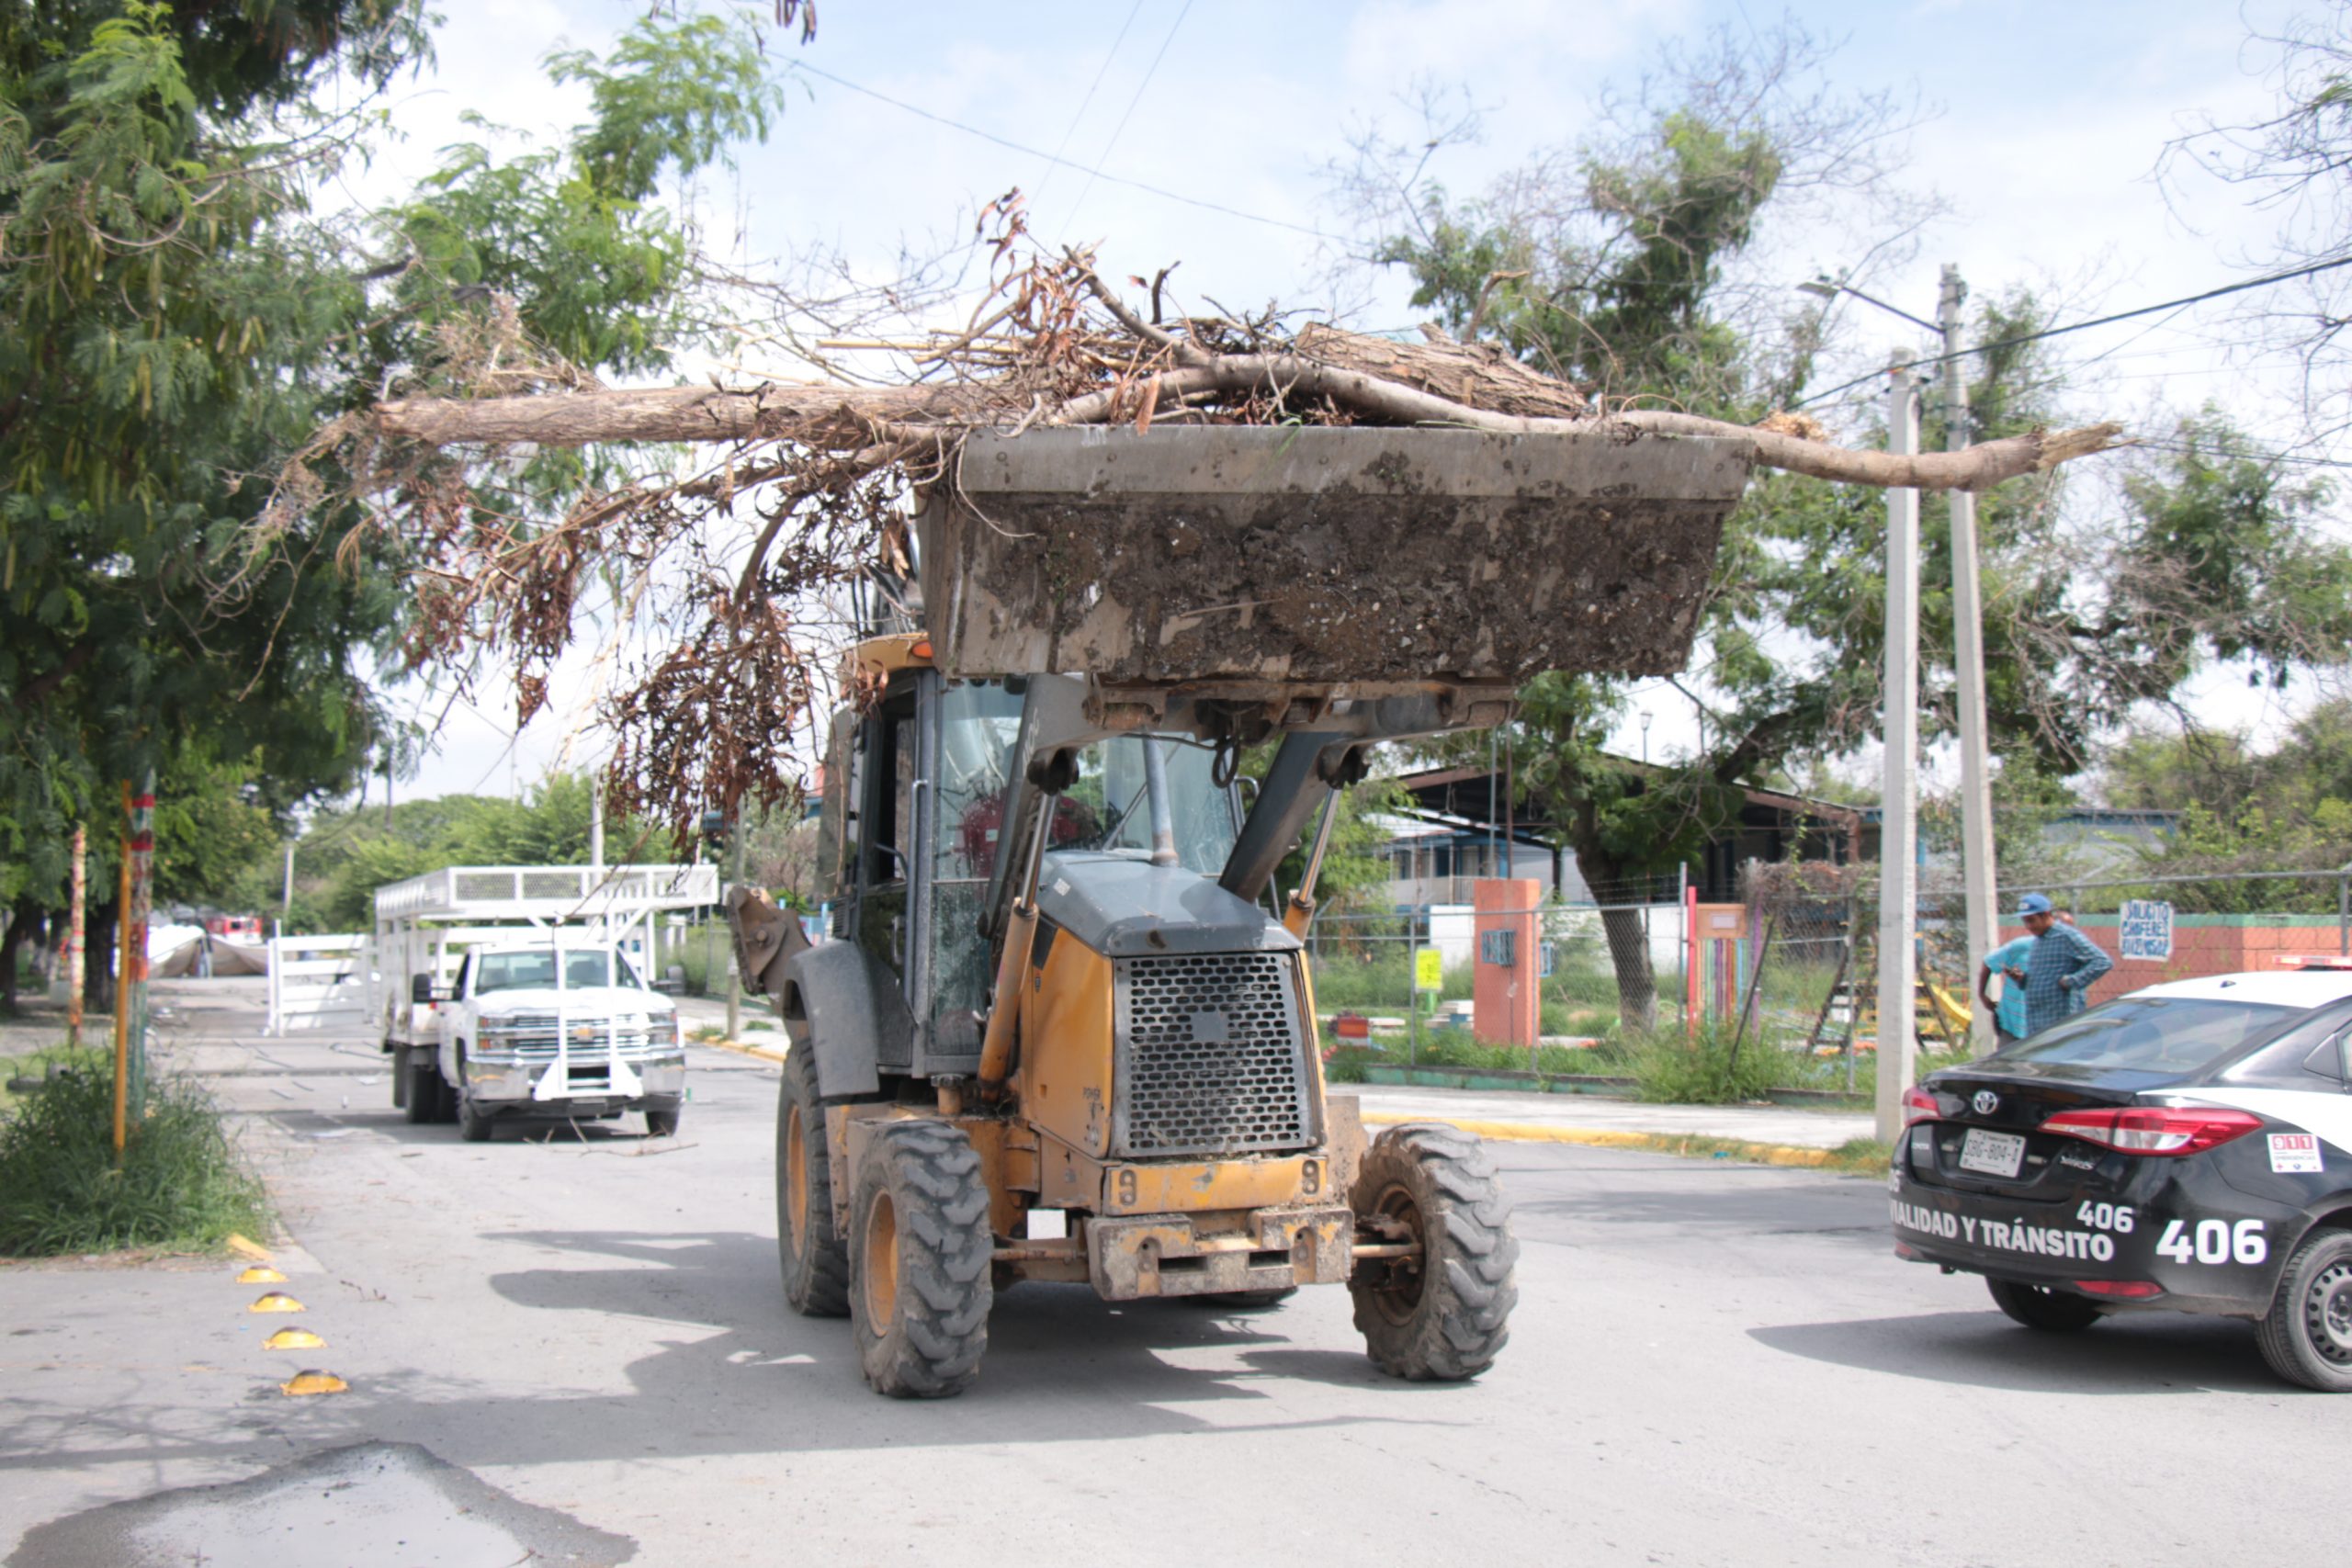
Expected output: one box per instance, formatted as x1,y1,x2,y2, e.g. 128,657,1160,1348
2015,892,2112,1036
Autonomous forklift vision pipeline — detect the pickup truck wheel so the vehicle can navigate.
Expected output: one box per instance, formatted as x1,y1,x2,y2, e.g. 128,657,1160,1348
777,1048,852,1316
645,1102,683,1138
455,1049,494,1142
402,1055,438,1125
848,1119,992,1399
1348,1123,1518,1382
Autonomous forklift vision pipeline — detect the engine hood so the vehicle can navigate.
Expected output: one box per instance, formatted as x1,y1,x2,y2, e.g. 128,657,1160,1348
473,986,673,1018
1035,852,1299,958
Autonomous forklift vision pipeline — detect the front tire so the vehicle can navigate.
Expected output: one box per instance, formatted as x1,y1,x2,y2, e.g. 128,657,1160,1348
848,1120,993,1398
455,1048,494,1142
777,1049,851,1316
1986,1276,2103,1332
1348,1123,1518,1381
645,1101,683,1138
2256,1228,2352,1392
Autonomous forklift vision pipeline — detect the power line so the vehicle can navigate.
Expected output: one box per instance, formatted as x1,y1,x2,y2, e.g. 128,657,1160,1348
1031,0,1145,208
1066,0,1192,229
786,59,1328,241
1792,254,2352,411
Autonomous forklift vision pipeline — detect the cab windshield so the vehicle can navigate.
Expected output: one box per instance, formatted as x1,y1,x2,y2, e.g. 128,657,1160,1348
474,948,641,994
2000,996,2298,1076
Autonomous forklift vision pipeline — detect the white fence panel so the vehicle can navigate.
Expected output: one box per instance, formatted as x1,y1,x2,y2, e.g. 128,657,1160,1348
267,931,373,1037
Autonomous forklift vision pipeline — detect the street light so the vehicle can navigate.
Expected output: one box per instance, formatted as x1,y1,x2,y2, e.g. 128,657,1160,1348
1639,709,1653,765
1796,273,1941,335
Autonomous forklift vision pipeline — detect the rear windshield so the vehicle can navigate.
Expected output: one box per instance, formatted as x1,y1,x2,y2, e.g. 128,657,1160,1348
2001,997,2298,1075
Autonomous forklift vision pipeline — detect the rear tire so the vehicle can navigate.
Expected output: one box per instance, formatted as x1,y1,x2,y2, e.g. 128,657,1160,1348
777,1049,852,1317
2256,1228,2352,1392
848,1120,993,1398
1348,1123,1517,1381
1986,1276,2103,1332
645,1102,683,1138
401,1054,435,1125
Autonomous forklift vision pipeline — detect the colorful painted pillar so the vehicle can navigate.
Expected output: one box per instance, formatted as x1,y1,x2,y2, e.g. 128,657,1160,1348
1472,878,1542,1050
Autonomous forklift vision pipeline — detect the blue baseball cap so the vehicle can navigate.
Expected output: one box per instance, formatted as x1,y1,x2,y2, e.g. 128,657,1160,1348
2016,893,2053,917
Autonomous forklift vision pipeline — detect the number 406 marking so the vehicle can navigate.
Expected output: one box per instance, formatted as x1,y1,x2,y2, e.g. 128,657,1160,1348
2156,1217,2267,1266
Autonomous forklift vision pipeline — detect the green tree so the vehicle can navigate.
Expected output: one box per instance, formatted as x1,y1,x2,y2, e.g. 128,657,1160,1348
1360,35,2352,1024
0,3,790,1004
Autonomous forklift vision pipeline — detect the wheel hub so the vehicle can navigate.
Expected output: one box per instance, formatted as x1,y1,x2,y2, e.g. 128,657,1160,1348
2310,1261,2352,1363
863,1189,899,1328
786,1103,809,1251
1367,1182,1428,1325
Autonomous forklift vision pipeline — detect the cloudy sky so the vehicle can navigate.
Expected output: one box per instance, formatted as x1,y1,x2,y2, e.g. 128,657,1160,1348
357,0,2333,802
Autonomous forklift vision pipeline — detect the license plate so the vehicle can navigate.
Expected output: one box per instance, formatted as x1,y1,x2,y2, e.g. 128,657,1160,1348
1959,1127,2027,1179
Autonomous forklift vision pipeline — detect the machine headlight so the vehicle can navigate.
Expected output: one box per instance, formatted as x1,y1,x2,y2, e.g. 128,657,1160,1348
647,1014,678,1045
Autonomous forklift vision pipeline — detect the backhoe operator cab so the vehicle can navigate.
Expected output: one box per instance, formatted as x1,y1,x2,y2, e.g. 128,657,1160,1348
732,635,1518,1397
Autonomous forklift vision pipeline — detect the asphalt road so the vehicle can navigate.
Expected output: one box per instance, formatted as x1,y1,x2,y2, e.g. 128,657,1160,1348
3,981,2344,1566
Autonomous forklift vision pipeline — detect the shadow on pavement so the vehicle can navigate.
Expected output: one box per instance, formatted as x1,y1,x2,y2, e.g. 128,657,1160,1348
1749,1307,2281,1394
0,1229,1466,1485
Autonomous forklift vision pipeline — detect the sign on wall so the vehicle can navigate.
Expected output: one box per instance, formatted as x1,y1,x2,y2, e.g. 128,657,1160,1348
1414,947,1443,992
2120,899,2174,962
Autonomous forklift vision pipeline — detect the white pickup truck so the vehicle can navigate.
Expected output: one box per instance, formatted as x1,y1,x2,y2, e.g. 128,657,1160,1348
401,936,684,1141
372,863,717,1143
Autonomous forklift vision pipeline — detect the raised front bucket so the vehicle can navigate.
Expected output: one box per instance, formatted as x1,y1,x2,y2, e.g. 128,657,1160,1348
915,425,1752,689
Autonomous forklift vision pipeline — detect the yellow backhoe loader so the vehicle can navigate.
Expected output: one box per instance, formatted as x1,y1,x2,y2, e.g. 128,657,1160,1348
728,424,1751,1395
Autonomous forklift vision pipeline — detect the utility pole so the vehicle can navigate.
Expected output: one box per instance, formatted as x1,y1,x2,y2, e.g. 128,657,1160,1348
63,827,85,1044
590,774,605,874
724,812,747,1042
1941,265,2000,1055
1874,367,1921,1145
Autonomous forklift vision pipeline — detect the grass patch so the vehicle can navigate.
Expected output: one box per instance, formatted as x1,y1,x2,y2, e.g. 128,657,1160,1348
0,1048,270,1258
1589,1131,1892,1174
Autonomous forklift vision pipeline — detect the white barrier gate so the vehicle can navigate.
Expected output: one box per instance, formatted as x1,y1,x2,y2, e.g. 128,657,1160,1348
266,930,373,1036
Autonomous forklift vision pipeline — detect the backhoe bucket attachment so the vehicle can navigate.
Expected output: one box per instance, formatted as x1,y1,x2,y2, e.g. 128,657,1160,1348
916,425,1752,693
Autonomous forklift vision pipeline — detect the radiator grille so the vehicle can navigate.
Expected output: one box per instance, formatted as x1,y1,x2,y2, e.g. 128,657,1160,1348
1113,952,1313,1158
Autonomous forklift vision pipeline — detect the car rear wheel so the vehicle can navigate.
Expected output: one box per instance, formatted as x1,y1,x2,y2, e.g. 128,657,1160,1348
2256,1228,2352,1393
1985,1276,2104,1332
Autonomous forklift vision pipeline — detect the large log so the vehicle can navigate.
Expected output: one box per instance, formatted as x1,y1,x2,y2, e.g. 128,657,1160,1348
1293,323,1592,419
372,356,2121,492
372,380,1001,446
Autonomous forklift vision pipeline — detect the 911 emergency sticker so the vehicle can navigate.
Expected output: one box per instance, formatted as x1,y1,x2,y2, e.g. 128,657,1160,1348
2268,1133,2324,1174
2155,1217,2267,1267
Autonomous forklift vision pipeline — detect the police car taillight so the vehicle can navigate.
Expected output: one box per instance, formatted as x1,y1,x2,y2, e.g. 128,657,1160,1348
2073,1279,2164,1299
2038,1106,2261,1156
1902,1087,1941,1126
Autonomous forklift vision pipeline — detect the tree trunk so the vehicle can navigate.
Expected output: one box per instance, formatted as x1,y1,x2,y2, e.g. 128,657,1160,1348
371,358,2121,492
0,911,25,1013
1599,903,1657,1034
85,905,116,1018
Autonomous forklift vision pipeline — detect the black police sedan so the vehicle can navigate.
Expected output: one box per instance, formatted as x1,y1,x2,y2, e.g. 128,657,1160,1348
1890,968,2352,1391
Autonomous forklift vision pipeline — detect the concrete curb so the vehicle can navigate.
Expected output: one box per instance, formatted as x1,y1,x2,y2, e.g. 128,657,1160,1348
1360,1111,1841,1168
684,1042,1851,1170
695,1035,788,1066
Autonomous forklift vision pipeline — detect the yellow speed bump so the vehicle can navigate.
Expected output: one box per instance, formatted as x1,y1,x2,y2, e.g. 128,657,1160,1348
278,1370,347,1397
225,1234,274,1263
247,1292,305,1314
263,1328,325,1351
237,1266,287,1284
